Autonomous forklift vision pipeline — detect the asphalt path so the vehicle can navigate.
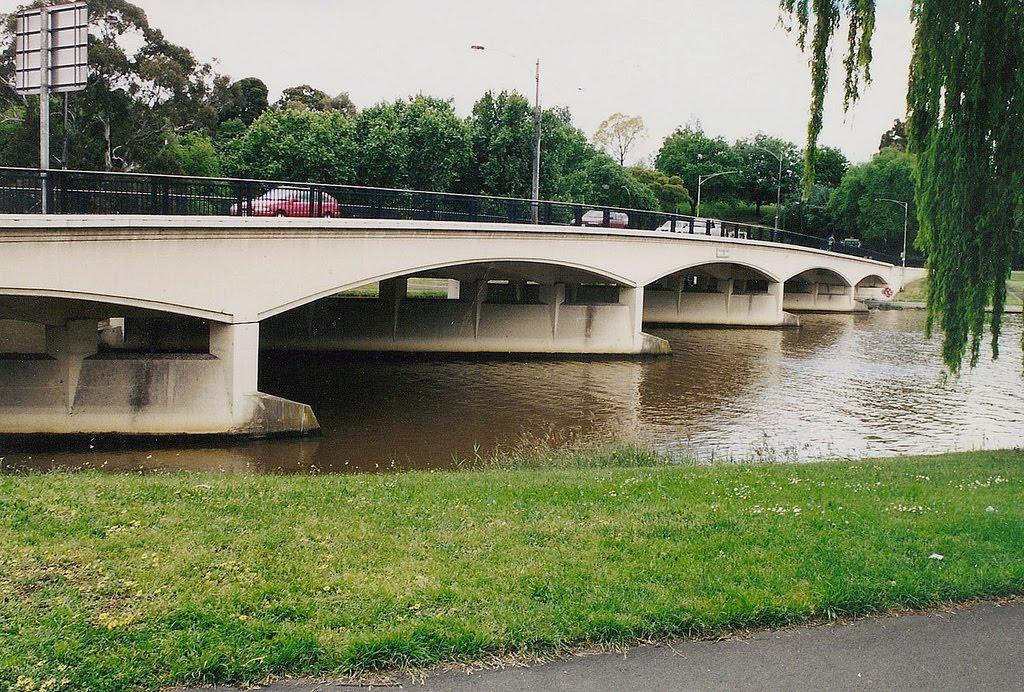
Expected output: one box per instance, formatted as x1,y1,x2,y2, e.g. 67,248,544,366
195,599,1023,691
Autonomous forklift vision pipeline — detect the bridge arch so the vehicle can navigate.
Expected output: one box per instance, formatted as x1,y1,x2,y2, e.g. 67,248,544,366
258,258,637,321
0,288,231,323
784,267,853,287
647,260,782,287
259,258,658,355
783,267,859,312
642,261,790,327
853,273,894,302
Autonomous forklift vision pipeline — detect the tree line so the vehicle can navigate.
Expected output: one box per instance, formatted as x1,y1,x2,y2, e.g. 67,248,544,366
0,0,914,255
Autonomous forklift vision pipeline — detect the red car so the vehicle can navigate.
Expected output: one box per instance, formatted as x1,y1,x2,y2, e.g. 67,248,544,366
230,188,339,217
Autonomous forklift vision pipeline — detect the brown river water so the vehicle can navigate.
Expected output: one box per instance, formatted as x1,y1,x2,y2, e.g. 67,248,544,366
2,310,1022,474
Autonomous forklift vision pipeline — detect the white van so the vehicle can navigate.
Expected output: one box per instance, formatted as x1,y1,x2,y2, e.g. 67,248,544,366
657,217,748,239
657,217,718,234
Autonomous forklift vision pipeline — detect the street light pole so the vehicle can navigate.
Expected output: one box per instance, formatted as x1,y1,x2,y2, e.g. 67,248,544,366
471,45,541,223
876,197,909,267
750,145,783,231
696,170,738,217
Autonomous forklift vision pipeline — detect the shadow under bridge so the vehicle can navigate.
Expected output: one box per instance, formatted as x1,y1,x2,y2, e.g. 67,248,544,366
260,260,669,356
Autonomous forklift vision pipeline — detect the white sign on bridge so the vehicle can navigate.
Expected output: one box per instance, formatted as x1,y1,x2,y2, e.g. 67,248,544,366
14,1,88,95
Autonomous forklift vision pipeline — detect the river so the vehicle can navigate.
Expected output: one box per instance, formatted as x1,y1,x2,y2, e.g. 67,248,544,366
3,310,1022,474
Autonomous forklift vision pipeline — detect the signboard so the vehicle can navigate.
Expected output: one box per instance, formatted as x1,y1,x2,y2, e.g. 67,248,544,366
14,2,88,95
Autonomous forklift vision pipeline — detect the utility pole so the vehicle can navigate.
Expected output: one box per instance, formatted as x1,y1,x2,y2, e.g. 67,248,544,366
531,58,541,224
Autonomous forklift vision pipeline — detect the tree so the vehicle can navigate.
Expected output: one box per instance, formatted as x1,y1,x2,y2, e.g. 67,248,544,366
733,134,801,216
537,106,599,202
467,92,648,206
654,126,738,214
592,113,647,166
578,155,658,210
1,0,216,171
168,132,221,177
327,92,357,117
627,167,691,213
779,0,874,196
814,146,850,188
0,103,35,167
213,117,247,151
783,183,836,236
353,95,471,191
220,108,358,184
828,148,917,253
781,1,1024,372
878,119,907,152
277,84,331,112
217,77,269,126
466,90,535,198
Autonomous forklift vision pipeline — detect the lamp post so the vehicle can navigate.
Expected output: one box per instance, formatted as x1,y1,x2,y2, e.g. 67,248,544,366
471,45,541,223
750,145,784,231
876,197,909,267
696,170,737,217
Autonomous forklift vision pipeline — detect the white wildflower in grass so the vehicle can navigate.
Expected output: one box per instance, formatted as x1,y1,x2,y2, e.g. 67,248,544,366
730,484,752,499
954,475,1013,490
884,504,928,514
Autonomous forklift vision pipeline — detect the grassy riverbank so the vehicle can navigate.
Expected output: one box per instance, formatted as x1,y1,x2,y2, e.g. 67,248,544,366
2,448,1022,691
899,274,1024,306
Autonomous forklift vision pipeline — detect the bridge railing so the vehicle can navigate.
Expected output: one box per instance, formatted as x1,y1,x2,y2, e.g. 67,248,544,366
0,167,905,262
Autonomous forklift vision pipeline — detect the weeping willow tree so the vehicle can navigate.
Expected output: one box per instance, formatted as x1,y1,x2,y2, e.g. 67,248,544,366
781,0,1024,373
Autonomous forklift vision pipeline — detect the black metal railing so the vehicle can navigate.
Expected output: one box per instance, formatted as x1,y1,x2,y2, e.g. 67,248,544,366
0,167,914,264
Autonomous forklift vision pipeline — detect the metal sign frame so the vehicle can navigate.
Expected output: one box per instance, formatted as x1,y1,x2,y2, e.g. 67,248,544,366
14,2,89,95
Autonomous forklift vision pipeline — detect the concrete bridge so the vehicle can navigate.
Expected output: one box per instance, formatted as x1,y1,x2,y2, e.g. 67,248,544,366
0,214,920,438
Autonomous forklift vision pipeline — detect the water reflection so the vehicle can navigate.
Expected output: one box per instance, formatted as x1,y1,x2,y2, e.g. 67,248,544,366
2,311,1021,473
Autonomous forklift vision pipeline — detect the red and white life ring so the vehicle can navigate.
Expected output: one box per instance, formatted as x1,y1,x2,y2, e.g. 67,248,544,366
882,287,894,298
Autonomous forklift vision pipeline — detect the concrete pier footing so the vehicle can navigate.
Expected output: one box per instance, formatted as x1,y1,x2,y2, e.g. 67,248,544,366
0,319,317,437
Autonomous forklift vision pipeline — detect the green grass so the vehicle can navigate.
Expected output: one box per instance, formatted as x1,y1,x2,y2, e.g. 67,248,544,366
2,448,1023,690
898,277,929,303
898,277,1024,306
337,279,450,299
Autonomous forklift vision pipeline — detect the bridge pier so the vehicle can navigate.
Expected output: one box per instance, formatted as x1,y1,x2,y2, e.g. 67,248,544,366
0,316,317,437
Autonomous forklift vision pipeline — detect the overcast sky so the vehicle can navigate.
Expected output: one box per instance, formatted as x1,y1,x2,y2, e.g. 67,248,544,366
4,0,915,165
